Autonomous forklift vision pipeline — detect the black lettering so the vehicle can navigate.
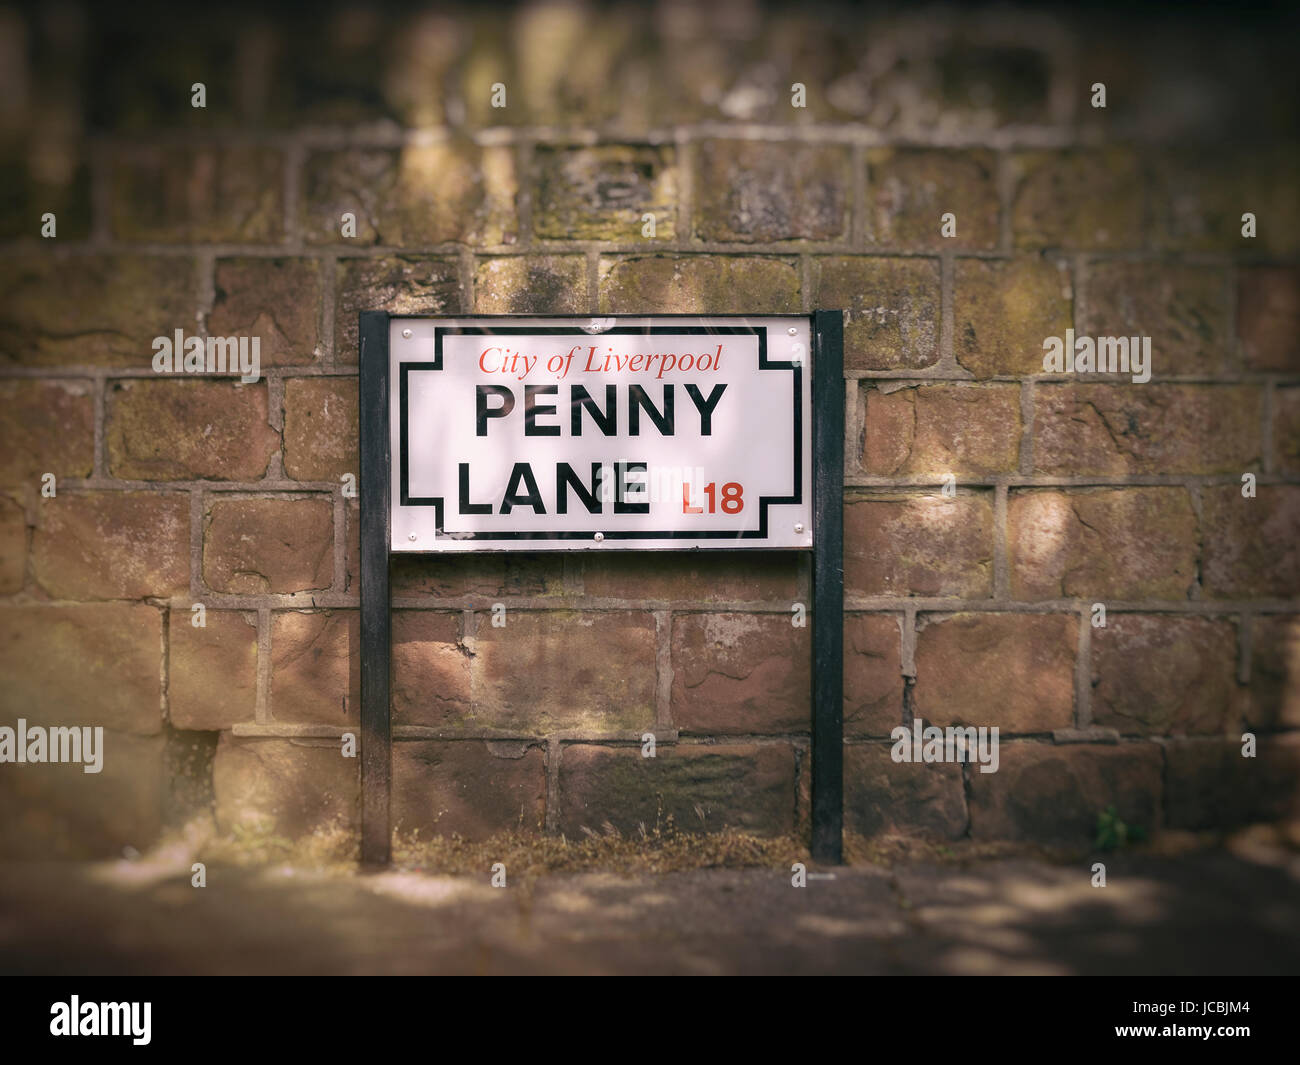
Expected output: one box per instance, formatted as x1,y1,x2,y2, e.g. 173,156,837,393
458,463,492,514
614,461,649,514
684,383,727,435
524,384,561,436
556,462,603,515
476,385,515,436
571,384,617,436
628,385,674,436
500,462,546,514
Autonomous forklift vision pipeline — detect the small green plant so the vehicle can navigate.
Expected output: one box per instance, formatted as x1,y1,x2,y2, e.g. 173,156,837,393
1095,805,1146,851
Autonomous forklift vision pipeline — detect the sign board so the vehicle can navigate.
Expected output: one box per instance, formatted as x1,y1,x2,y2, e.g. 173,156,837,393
390,316,813,551
358,311,843,869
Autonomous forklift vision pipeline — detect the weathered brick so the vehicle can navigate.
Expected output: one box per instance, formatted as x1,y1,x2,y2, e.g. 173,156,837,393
391,611,471,727
1165,735,1300,829
334,256,461,363
844,744,966,839
0,495,24,594
534,145,677,241
267,10,403,126
1276,388,1300,476
0,380,94,488
915,613,1075,733
392,740,546,838
1238,266,1299,372
111,146,283,243
812,31,1051,134
271,610,357,725
213,735,359,837
863,383,1022,476
166,729,219,829
85,15,247,130
203,497,333,595
451,17,515,127
390,555,564,598
816,257,940,372
558,743,796,837
693,141,850,243
473,611,655,733
844,494,994,598
931,42,1053,129
1202,485,1300,599
1008,488,1198,600
844,614,904,736
1240,151,1300,257
283,377,358,482
0,255,195,368
954,257,1071,377
670,613,810,734
460,5,642,127
1010,149,1145,250
599,255,800,314
1033,384,1261,476
969,742,1163,844
374,11,466,127
210,258,323,367
0,136,91,241
473,256,586,314
0,604,162,733
1152,151,1300,257
1091,615,1240,736
647,18,757,125
302,145,517,246
866,148,999,250
688,10,872,127
1150,153,1265,254
1084,262,1229,376
345,499,359,592
168,609,258,730
32,491,189,599
1247,615,1300,730
106,379,279,481
0,732,165,859
583,553,800,602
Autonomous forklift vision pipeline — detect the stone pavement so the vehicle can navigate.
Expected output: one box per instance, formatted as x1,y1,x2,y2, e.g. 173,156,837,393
2,845,1298,975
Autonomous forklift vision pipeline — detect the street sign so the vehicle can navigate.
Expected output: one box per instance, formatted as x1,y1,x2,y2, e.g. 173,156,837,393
358,311,844,868
390,316,814,551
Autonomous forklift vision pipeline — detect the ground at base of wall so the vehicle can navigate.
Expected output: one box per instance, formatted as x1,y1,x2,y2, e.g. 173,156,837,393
2,833,1298,975
191,813,1300,877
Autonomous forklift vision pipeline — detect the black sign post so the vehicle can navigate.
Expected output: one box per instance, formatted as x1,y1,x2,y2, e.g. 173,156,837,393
358,310,392,867
357,312,844,868
810,309,845,864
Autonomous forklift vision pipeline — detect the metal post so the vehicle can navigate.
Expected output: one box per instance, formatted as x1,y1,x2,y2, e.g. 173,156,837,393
810,309,844,863
358,310,392,867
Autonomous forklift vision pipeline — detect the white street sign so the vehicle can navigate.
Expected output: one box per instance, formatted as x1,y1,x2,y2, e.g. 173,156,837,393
390,315,814,551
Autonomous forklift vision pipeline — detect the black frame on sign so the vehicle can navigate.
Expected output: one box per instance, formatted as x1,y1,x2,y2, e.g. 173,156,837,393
358,311,844,867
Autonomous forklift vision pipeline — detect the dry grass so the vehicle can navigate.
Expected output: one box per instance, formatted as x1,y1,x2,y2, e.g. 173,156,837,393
192,814,1298,880
392,818,807,879
200,815,358,872
198,813,807,878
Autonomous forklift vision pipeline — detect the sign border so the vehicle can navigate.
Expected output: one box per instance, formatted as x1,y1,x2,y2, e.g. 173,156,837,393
397,323,803,542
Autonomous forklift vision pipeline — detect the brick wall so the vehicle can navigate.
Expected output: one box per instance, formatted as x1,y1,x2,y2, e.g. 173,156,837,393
1,1,1298,858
